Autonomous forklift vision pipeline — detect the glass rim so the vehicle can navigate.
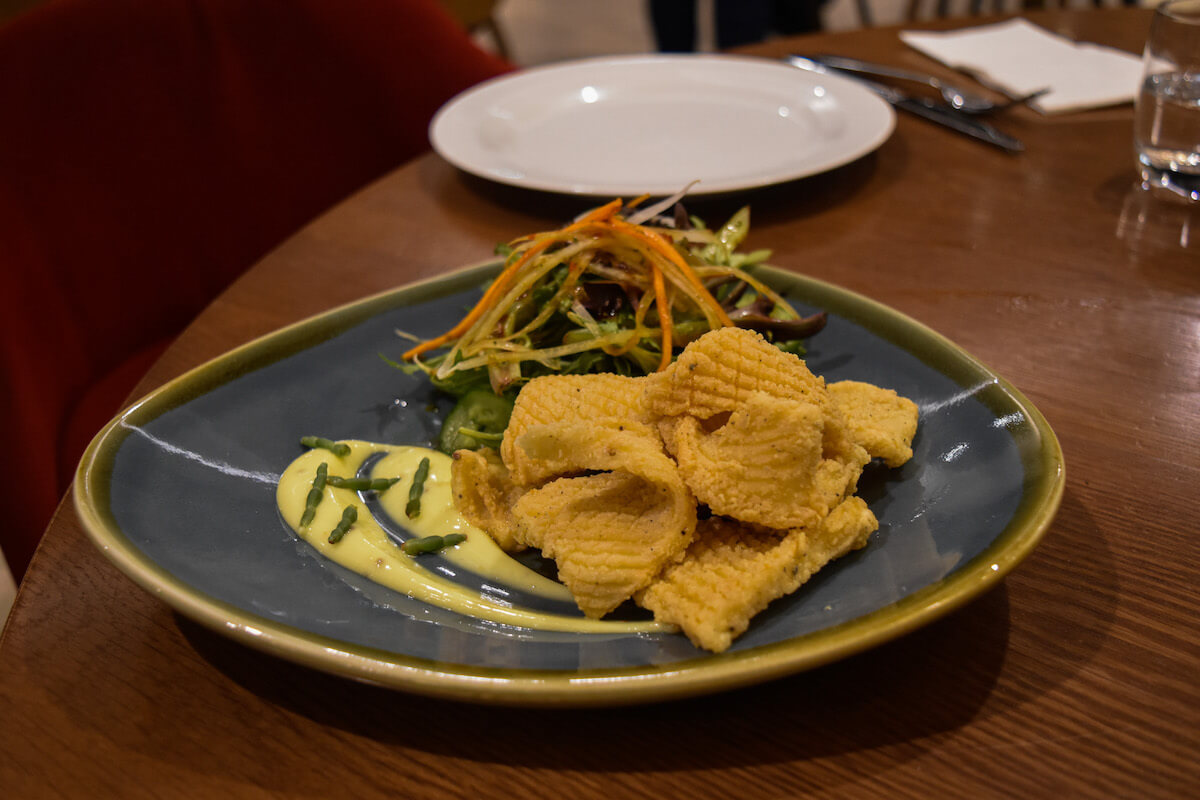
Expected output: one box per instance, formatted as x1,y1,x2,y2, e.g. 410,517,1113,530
1157,0,1200,25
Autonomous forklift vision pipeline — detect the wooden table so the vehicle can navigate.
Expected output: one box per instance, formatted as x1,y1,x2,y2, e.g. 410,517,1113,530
3,8,1196,798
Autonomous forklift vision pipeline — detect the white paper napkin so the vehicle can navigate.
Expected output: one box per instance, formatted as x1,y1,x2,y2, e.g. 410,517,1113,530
899,18,1144,114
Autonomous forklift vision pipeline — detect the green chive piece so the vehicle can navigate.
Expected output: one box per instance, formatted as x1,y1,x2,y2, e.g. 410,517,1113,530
300,436,350,458
402,533,466,555
406,457,431,519
326,476,400,492
299,462,328,529
327,505,357,543
402,535,441,555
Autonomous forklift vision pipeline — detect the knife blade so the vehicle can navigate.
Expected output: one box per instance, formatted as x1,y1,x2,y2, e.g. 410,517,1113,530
786,55,1024,153
893,95,1024,153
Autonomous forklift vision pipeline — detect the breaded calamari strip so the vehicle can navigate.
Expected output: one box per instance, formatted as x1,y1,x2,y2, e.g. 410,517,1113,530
664,391,868,530
511,421,695,617
643,327,830,421
514,473,696,618
637,497,878,652
501,374,652,485
449,447,526,552
829,380,919,467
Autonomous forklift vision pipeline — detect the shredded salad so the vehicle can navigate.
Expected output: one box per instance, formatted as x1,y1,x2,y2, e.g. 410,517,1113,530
396,197,826,406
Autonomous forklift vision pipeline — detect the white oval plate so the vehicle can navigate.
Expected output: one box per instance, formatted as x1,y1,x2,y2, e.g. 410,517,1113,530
430,54,895,196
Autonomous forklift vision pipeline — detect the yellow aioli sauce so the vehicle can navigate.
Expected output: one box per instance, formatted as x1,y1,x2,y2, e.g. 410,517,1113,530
276,441,669,634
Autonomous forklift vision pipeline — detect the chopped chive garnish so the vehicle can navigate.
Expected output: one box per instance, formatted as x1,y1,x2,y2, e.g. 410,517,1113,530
406,457,431,519
299,462,328,529
327,505,357,543
326,476,401,492
300,436,350,458
402,533,465,555
402,535,443,554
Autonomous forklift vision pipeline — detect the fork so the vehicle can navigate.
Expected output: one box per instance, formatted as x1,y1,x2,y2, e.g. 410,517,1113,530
809,54,1049,114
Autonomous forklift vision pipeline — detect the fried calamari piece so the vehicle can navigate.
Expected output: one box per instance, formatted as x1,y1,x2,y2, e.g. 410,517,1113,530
643,326,870,510
637,497,878,653
501,374,651,485
636,517,806,652
829,380,919,467
510,419,696,617
664,391,868,530
450,447,525,552
814,495,878,556
448,325,913,648
643,327,830,421
514,471,696,618
515,420,671,488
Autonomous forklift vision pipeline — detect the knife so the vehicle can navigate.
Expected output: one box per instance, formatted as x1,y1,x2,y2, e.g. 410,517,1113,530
786,55,1024,154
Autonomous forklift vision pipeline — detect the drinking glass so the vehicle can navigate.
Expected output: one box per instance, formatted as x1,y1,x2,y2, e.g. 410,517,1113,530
1134,0,1200,197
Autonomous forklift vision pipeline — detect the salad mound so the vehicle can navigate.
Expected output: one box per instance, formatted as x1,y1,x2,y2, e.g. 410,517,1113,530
399,197,826,403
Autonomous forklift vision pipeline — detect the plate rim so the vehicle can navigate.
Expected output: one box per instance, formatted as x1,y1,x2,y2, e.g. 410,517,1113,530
74,260,1064,707
429,53,897,196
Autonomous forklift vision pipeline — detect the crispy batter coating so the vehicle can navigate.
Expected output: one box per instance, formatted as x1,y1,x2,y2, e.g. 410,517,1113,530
450,448,525,552
645,328,870,532
829,380,919,467
814,495,878,556
509,419,695,616
643,327,830,420
502,374,651,485
514,471,696,618
636,517,806,652
637,497,878,652
515,419,676,488
663,391,869,530
664,392,826,529
451,327,916,651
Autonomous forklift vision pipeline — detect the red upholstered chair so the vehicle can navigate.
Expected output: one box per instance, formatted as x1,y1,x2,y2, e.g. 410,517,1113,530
0,0,512,580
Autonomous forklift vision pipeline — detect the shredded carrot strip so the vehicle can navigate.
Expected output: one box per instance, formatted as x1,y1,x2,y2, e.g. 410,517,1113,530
576,197,623,224
404,198,742,368
651,263,672,371
404,201,628,360
611,219,732,327
625,193,651,209
403,236,555,360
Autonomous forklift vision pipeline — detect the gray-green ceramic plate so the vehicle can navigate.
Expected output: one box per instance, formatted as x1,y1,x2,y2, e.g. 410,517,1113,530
75,262,1063,706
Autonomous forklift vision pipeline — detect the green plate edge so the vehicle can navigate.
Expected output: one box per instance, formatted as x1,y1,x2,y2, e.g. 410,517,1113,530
73,261,1065,707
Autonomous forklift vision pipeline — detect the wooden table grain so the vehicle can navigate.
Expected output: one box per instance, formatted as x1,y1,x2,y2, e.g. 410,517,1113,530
3,8,1196,799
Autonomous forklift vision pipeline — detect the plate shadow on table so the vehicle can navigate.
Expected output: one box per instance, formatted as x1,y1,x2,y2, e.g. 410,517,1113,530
2,482,1112,797
994,484,1121,687
153,488,1115,793
175,497,1107,771
175,585,1009,776
436,142,904,234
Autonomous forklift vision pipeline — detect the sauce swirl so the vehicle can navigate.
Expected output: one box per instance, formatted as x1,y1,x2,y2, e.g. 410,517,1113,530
276,442,669,634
